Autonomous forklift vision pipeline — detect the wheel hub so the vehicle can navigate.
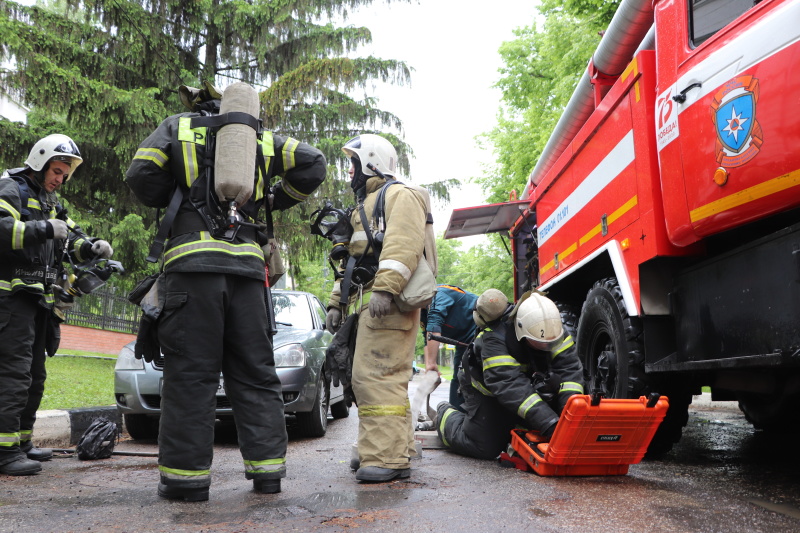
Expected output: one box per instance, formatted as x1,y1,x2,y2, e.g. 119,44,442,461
596,349,617,394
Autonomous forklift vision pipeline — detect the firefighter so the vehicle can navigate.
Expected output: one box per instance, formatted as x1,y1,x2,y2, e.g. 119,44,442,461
325,134,427,482
125,83,326,501
1,134,114,476
437,290,584,460
421,284,479,412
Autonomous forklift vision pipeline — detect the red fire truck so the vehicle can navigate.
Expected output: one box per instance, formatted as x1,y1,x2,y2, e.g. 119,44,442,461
446,0,800,454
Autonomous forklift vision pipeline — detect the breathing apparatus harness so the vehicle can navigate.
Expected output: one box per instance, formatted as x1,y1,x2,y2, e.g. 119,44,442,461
310,162,400,308
146,110,275,263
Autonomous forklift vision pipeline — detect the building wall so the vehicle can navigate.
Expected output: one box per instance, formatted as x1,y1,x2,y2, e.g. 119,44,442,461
60,325,135,356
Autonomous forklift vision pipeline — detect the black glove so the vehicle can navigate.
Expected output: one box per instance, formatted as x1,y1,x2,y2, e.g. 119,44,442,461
134,316,160,363
325,307,342,333
368,290,392,318
45,313,62,358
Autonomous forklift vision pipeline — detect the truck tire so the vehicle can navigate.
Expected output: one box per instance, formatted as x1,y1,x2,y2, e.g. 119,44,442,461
737,389,800,431
576,278,647,400
556,302,579,341
644,380,692,458
296,373,329,438
123,413,159,441
576,278,689,456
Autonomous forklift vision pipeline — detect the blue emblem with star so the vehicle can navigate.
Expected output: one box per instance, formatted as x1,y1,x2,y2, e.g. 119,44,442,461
715,94,754,152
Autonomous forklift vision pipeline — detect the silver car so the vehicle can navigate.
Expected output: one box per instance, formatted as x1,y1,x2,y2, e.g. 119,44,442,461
114,290,351,439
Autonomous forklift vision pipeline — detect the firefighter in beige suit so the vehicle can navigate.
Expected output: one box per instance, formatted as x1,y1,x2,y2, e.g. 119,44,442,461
326,134,427,482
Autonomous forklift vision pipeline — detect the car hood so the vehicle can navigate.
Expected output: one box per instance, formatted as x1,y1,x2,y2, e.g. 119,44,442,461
272,328,326,348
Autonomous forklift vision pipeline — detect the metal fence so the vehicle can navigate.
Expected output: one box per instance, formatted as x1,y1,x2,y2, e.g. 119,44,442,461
64,286,141,334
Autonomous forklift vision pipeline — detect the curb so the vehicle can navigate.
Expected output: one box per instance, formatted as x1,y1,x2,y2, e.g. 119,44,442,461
35,406,121,447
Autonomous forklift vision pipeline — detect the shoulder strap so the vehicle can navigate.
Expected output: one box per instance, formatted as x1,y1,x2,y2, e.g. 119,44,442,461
146,186,184,263
9,175,31,217
372,179,400,233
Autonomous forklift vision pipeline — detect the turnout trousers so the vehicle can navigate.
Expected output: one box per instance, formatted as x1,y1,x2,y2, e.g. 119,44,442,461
0,292,48,465
437,391,519,460
351,300,418,470
157,272,287,489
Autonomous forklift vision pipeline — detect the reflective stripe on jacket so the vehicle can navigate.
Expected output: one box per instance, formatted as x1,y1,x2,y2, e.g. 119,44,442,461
0,170,94,301
466,320,584,430
328,176,426,311
125,112,326,278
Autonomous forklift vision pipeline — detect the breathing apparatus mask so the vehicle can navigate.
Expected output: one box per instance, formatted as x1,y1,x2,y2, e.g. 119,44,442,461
310,201,354,262
350,156,369,199
54,256,125,304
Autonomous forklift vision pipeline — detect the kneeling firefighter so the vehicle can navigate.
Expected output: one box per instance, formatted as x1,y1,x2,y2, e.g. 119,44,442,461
322,134,431,483
125,82,326,501
437,290,585,460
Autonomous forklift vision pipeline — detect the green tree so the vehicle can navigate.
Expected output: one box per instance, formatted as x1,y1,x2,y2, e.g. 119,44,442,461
479,1,619,203
0,0,417,288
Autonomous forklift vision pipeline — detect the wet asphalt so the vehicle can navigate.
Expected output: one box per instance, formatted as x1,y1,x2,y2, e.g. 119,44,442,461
1,375,799,533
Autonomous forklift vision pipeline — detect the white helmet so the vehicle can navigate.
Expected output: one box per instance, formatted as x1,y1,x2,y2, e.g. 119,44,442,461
342,134,397,177
514,293,564,350
25,134,83,178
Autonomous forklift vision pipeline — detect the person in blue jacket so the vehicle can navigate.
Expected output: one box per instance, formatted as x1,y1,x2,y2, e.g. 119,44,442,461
421,284,479,412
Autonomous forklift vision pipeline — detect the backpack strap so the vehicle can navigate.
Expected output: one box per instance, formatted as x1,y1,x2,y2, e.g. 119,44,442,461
146,186,184,263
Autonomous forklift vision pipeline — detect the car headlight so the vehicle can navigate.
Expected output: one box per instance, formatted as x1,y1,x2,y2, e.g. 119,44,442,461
274,343,306,368
115,344,144,371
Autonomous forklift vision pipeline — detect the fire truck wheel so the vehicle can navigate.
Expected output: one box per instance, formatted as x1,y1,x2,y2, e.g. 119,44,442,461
643,382,692,458
576,277,646,400
556,302,579,341
737,388,800,431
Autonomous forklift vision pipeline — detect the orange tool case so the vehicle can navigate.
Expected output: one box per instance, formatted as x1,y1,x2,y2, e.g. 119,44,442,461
508,393,669,476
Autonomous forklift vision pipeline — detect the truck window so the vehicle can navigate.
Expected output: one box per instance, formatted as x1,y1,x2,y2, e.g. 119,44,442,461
690,0,758,46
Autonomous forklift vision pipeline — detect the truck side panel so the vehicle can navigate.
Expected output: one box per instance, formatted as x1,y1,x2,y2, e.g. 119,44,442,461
534,52,692,310
655,0,800,246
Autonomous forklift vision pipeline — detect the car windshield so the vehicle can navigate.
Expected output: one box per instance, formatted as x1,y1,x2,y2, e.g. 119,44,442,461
273,293,314,330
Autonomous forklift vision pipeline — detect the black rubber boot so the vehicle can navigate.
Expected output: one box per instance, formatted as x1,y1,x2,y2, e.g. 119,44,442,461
355,466,411,482
252,479,281,494
157,482,209,502
0,457,42,476
20,441,53,462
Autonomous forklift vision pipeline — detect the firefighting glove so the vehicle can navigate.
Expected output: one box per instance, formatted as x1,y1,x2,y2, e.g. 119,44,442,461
325,307,342,333
47,219,69,240
369,290,392,319
91,239,114,259
134,315,160,363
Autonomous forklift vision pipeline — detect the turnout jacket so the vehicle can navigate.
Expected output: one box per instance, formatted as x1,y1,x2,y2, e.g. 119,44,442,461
328,176,427,311
0,169,94,305
125,111,326,280
421,284,478,344
463,320,584,433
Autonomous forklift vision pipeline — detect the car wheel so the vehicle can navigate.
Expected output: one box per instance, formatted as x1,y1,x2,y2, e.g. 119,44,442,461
123,413,159,440
296,373,329,438
330,398,351,419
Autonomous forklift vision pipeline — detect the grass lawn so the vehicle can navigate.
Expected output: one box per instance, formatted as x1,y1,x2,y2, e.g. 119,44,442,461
40,353,117,410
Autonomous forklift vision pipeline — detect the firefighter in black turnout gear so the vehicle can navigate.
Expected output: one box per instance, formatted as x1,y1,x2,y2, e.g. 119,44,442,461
437,290,584,460
1,134,114,476
125,82,326,501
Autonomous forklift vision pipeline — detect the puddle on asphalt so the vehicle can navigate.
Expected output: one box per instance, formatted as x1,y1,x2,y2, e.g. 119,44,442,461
250,486,434,518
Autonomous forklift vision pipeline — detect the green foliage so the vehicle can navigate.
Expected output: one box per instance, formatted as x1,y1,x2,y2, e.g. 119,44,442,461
449,234,514,298
0,0,415,285
40,355,116,409
478,1,620,204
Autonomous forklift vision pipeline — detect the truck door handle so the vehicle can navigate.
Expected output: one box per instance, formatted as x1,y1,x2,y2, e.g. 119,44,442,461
672,83,702,103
